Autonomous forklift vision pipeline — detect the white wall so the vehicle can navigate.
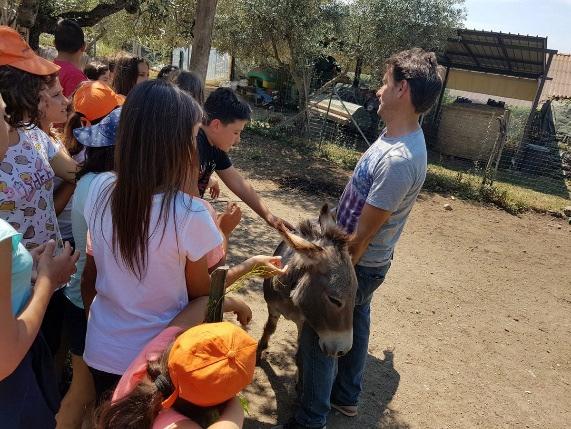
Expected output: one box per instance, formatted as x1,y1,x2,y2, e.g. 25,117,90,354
171,46,231,82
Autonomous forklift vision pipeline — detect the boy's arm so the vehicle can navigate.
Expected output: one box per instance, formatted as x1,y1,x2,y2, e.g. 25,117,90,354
217,166,293,230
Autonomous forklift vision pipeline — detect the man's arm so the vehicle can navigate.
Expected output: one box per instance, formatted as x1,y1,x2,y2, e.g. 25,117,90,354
217,166,293,230
349,203,392,265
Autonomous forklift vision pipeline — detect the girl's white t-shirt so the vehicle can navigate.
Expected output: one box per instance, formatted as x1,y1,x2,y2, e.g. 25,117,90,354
83,172,223,375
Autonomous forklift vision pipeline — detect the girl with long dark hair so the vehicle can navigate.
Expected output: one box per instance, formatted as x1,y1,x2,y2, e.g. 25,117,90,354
82,80,285,401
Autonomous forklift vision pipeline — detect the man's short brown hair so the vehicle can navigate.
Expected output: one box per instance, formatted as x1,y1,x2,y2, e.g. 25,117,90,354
386,48,442,114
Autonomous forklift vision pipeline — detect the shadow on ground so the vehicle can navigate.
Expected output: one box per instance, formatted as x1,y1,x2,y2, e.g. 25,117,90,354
244,348,409,429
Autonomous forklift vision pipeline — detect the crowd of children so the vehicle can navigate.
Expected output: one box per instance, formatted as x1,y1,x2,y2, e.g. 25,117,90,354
0,18,291,429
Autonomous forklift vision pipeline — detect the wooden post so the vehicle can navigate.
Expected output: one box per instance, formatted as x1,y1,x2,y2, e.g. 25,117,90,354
205,266,228,323
522,51,555,139
516,51,556,168
433,66,450,128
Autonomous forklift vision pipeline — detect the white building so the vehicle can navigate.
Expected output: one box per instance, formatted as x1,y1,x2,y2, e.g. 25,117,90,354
172,46,231,83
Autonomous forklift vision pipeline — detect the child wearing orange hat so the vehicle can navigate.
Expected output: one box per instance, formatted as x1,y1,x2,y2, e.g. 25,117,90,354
44,83,124,429
96,296,256,429
0,25,78,250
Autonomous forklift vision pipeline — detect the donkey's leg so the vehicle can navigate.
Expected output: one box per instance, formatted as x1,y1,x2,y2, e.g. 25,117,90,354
257,305,281,363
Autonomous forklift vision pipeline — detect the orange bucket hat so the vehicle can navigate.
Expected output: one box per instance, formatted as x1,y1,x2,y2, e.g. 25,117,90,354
161,322,257,408
73,80,125,123
0,26,60,75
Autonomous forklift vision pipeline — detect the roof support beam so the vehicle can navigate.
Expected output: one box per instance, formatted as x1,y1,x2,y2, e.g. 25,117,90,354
461,40,481,67
448,38,558,54
497,36,513,71
445,52,542,67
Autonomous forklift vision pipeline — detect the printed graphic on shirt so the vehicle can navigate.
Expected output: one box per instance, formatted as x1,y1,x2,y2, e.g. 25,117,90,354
0,127,60,249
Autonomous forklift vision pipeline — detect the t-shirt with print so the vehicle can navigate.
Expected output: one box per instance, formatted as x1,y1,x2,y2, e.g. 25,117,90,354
0,127,61,250
197,128,232,197
337,128,427,268
0,219,33,316
83,172,223,375
54,60,88,97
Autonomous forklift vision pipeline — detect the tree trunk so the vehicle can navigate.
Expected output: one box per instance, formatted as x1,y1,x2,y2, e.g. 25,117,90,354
15,0,39,28
290,67,308,112
188,0,218,84
352,56,363,88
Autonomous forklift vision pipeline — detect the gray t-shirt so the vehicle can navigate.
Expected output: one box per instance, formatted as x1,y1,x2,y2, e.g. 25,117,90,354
337,128,427,267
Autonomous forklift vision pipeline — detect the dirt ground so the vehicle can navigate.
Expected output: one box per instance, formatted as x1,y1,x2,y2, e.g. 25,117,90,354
211,132,571,429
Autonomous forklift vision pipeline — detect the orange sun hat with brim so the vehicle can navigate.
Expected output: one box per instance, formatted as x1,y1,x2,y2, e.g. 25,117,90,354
0,26,60,75
162,321,257,409
73,80,125,123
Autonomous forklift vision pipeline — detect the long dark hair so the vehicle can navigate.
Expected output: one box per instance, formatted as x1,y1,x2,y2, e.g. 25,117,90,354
0,66,58,128
84,61,109,80
101,80,202,279
76,146,115,181
111,53,148,96
170,70,204,106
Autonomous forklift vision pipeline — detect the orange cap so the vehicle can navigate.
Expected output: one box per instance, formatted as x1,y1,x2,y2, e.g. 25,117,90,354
73,80,125,122
0,26,60,75
162,322,257,408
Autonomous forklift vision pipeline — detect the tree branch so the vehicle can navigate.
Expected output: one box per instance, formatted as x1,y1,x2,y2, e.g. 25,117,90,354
270,35,284,66
37,0,140,35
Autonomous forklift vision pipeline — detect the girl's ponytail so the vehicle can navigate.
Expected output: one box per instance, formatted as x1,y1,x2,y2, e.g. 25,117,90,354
95,356,173,429
63,111,86,157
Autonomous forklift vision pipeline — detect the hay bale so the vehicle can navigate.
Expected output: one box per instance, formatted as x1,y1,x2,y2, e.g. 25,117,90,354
436,103,505,161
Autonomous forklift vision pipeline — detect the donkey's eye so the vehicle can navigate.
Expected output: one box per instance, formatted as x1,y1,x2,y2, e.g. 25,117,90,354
328,296,342,308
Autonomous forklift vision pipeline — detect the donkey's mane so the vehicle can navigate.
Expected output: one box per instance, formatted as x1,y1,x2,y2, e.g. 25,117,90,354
298,219,319,240
297,219,351,250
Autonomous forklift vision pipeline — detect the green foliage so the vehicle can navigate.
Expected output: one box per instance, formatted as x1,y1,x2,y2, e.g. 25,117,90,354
214,0,343,66
339,0,466,82
214,0,464,105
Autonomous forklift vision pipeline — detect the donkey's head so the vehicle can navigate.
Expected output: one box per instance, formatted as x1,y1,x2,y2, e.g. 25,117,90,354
278,204,358,357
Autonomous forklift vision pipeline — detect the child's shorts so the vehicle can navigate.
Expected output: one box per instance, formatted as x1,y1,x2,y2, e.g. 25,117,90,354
63,297,87,356
0,333,60,428
40,289,88,358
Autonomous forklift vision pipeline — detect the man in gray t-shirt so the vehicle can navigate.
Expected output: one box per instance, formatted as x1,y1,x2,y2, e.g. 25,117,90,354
275,49,443,429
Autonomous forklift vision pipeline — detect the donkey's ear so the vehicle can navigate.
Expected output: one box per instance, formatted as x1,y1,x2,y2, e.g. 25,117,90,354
277,223,323,257
318,203,336,234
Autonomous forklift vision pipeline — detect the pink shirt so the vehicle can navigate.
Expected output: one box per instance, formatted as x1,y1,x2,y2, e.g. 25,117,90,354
112,326,200,429
54,60,88,97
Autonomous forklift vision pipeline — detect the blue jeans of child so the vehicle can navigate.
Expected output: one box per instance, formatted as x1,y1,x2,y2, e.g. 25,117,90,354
294,263,391,428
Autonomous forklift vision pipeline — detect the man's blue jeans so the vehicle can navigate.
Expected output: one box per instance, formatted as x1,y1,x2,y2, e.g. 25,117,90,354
294,263,391,427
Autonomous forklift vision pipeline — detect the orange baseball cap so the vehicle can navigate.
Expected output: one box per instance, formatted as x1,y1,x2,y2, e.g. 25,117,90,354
0,26,60,75
162,322,257,408
73,80,125,122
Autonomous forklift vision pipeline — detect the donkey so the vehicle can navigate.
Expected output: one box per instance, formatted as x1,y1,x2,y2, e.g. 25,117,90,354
258,204,358,361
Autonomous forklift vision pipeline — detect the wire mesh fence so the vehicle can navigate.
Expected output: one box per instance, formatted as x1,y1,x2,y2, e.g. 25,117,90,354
426,98,571,204
246,73,382,153
237,69,570,211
